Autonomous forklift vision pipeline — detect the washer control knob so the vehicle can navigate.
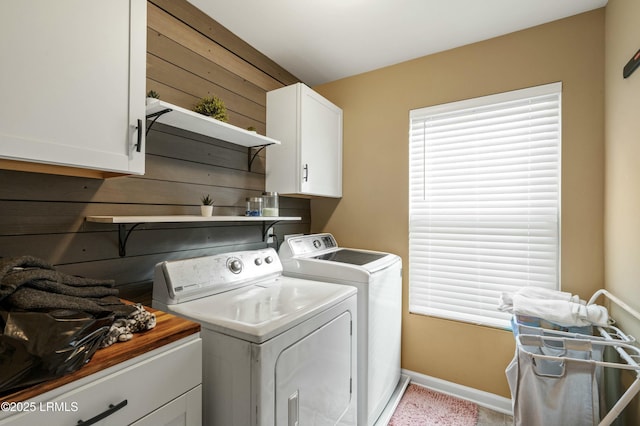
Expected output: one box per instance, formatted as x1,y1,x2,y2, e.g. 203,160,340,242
265,256,274,264
313,239,321,249
254,258,263,266
228,258,243,274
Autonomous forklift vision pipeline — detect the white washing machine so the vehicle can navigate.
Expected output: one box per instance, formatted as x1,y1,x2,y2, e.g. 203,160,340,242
278,234,407,426
152,247,357,426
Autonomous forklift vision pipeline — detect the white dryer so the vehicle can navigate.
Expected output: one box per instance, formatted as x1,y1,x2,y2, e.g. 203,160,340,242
278,233,407,426
152,247,357,426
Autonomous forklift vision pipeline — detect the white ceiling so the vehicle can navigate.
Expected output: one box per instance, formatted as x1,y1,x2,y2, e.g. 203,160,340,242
187,0,608,86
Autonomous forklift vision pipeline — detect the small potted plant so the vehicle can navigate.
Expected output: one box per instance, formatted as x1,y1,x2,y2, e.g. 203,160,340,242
193,96,228,122
200,194,214,216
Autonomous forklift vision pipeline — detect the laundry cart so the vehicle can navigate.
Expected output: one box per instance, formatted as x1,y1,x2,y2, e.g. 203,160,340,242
504,289,640,426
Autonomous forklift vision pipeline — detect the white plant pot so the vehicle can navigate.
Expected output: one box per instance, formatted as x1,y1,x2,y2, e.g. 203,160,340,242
201,205,213,216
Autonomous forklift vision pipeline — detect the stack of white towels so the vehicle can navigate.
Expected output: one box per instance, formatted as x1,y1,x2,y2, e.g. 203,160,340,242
499,287,609,327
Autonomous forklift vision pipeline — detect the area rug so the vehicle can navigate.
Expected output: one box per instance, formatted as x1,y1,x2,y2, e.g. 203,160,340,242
388,384,478,426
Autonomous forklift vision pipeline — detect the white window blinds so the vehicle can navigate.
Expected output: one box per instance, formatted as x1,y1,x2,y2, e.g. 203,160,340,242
408,82,561,329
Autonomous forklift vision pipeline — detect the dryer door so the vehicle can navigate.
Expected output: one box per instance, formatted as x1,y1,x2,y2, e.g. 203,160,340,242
275,311,354,425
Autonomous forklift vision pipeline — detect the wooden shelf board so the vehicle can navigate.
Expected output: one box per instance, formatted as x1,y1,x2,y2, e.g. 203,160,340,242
146,99,280,148
86,215,301,224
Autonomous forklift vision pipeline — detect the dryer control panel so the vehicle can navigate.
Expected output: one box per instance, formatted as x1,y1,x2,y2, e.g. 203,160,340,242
281,233,337,257
152,247,282,304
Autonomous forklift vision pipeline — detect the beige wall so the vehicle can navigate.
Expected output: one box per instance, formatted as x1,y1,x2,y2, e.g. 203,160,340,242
605,0,640,328
311,10,605,397
605,0,640,421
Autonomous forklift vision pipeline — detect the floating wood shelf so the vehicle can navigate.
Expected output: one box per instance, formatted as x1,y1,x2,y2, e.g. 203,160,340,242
86,215,300,224
145,99,280,148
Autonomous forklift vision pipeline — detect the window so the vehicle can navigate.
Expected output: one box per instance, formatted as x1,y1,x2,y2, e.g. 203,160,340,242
408,82,561,329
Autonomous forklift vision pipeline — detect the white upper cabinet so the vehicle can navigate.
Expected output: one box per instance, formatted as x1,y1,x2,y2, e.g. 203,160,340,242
266,83,343,198
0,0,146,178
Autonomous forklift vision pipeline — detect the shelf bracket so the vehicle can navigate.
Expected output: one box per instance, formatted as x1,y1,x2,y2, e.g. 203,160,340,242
118,223,142,257
248,144,270,172
145,108,173,136
117,220,280,256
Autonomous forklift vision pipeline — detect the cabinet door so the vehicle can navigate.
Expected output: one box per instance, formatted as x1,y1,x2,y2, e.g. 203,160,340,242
131,386,202,426
299,85,343,197
266,83,342,198
0,338,202,426
0,0,146,176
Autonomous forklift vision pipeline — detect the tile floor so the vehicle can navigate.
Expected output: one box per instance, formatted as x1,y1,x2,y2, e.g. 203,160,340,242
477,405,514,425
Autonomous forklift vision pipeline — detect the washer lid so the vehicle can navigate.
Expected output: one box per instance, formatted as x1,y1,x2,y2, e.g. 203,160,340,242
312,248,387,265
167,276,355,343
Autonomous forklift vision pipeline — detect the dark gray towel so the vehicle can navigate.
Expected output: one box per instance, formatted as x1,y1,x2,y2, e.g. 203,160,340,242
6,288,136,318
24,278,117,299
0,255,52,279
0,256,116,301
0,256,134,318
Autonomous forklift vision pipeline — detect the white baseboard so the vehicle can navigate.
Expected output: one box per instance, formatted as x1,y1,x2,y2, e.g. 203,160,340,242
401,369,513,415
374,374,411,426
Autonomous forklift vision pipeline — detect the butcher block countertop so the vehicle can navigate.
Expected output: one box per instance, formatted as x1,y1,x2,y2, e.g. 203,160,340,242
1,305,200,403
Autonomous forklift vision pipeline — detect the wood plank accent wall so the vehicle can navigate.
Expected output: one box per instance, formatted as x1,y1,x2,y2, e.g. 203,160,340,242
0,0,307,305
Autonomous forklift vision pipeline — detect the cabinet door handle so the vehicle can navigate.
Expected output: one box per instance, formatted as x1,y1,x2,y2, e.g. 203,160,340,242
303,163,309,182
135,119,143,152
77,399,128,425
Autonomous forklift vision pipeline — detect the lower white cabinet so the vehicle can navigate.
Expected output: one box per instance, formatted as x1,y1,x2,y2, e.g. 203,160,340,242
0,337,202,426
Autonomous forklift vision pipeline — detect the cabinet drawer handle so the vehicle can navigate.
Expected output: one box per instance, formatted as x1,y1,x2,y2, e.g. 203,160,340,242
77,399,127,425
135,119,143,152
303,163,309,182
